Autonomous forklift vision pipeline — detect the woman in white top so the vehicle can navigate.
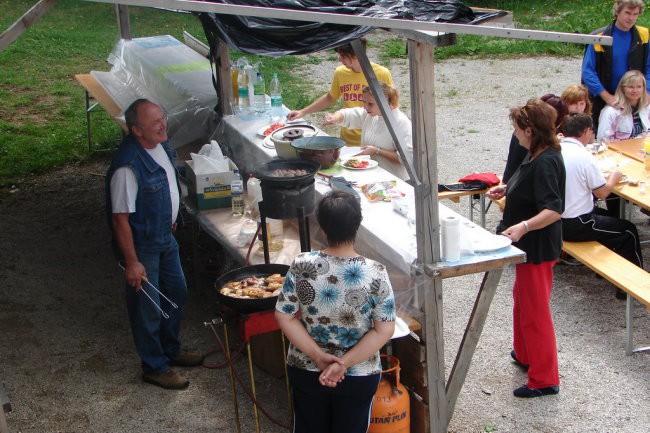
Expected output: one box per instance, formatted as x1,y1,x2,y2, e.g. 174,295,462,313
324,83,413,180
597,70,650,141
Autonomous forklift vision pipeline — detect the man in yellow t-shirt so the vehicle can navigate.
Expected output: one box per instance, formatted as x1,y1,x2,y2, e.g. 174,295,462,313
287,38,394,146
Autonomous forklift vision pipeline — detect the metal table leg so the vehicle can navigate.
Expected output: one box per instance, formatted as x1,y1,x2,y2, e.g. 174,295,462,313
224,323,242,433
246,343,261,433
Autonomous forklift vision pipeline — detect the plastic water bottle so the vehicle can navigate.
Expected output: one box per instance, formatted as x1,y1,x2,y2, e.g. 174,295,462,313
231,169,244,216
237,65,250,112
253,72,266,116
269,72,283,117
246,174,262,217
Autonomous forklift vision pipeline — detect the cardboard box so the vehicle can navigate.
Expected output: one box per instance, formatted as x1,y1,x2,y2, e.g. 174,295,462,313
185,159,236,210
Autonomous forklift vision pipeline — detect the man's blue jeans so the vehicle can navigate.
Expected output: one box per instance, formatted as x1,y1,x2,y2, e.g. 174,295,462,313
125,238,187,374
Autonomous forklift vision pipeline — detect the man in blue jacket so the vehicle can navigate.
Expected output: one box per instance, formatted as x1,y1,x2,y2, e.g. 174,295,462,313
106,99,203,389
581,0,649,130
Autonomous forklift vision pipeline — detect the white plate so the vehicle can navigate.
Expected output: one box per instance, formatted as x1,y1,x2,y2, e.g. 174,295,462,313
471,234,512,253
341,158,379,170
391,316,410,339
262,135,275,149
256,123,286,137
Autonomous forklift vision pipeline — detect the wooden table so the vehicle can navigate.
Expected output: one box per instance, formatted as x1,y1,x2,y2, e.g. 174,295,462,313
606,137,645,163
596,149,650,212
74,74,127,152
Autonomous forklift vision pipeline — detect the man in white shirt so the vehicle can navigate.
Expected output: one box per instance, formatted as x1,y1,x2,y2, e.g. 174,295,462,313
560,112,643,299
106,99,203,389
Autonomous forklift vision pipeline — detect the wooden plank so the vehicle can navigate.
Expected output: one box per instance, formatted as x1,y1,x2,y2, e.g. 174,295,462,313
183,30,209,57
562,241,650,308
0,0,58,52
74,74,128,132
116,4,131,39
87,0,613,46
445,269,503,424
213,38,232,116
426,254,524,279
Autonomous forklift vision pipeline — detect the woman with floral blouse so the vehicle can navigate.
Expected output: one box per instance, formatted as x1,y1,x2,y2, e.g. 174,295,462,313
275,190,395,433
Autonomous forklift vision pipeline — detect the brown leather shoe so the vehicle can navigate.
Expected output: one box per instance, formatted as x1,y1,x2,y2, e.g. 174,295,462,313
143,369,189,389
169,350,204,367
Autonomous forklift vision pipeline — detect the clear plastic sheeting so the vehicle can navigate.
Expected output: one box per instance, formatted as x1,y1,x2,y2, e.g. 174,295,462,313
91,35,219,149
196,0,506,56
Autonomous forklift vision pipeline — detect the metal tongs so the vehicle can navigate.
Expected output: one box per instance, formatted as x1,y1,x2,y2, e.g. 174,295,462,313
318,173,360,201
118,262,178,319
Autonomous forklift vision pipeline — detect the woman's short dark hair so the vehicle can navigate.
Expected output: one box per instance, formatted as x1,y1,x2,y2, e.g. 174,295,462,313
561,112,593,138
510,98,560,156
316,190,362,246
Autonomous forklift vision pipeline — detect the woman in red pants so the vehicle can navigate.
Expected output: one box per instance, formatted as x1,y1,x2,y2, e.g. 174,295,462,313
487,98,566,398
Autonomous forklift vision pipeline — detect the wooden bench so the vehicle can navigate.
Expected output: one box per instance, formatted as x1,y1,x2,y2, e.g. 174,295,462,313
438,187,491,227
561,241,650,355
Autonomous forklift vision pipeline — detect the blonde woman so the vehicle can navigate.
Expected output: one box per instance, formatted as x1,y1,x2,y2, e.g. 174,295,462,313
324,83,412,180
597,70,650,140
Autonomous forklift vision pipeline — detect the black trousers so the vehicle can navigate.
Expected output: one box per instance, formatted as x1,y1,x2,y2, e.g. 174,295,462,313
562,208,643,267
287,365,380,433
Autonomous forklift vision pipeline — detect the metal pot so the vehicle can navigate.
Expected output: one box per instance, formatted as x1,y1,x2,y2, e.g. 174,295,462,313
270,125,317,159
253,159,320,219
291,136,345,169
215,264,290,314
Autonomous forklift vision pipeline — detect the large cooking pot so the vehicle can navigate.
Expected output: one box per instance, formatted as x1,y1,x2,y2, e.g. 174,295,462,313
270,125,317,159
253,159,320,219
291,136,345,169
215,263,290,314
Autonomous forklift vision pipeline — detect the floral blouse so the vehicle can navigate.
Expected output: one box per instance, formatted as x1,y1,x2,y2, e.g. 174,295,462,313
276,251,395,376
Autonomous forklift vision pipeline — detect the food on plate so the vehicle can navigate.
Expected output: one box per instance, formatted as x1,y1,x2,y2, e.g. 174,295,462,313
269,168,309,177
220,274,286,299
263,123,285,136
343,158,370,169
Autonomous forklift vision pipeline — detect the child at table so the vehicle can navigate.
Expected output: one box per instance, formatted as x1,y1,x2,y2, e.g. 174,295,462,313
323,83,412,180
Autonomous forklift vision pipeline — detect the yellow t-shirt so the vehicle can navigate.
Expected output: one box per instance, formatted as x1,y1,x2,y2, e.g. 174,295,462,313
329,63,394,146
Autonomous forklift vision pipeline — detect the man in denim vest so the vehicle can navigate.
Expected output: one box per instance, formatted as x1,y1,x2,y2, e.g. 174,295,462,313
106,99,203,389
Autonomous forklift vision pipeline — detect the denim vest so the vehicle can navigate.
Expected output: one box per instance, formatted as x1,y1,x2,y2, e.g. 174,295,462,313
105,135,181,253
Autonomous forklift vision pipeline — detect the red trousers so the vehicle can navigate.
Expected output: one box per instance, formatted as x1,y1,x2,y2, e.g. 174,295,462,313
512,261,560,389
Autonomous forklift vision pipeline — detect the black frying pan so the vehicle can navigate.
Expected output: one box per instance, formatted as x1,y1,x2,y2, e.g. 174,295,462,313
215,264,290,314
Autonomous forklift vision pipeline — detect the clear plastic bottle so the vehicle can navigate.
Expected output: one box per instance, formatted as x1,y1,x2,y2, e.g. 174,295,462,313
246,173,262,218
258,218,284,252
253,72,266,115
269,72,283,117
237,65,250,112
231,169,244,216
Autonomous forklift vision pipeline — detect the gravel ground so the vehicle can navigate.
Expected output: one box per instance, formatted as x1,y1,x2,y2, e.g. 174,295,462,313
0,30,648,433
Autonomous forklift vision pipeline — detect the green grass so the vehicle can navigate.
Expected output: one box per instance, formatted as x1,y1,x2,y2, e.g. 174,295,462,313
1,0,647,183
0,0,308,183
380,0,650,61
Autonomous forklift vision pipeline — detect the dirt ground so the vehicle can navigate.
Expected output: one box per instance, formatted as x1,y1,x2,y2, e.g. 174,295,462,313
0,45,649,432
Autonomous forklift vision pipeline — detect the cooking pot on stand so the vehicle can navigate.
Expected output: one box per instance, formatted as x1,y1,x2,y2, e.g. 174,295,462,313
291,136,345,169
215,264,290,314
253,159,320,219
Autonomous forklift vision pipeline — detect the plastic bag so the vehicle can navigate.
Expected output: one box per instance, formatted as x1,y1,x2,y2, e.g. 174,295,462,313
197,1,506,56
361,180,405,202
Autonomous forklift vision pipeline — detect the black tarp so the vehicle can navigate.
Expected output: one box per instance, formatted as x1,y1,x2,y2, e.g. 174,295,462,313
196,1,506,56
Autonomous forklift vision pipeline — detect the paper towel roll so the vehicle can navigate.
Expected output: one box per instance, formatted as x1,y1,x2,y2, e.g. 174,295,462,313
441,216,461,262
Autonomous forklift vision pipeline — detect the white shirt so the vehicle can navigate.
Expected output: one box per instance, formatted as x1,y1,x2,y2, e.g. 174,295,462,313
560,137,606,218
110,143,179,222
339,107,413,180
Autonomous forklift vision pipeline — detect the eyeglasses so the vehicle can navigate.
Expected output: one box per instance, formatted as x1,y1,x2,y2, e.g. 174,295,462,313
137,113,168,129
521,107,530,125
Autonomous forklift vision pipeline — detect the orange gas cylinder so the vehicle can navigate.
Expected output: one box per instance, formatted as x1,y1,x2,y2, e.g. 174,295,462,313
368,355,410,433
